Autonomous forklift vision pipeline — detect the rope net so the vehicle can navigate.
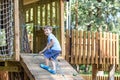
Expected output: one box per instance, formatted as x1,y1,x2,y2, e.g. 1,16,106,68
0,0,14,60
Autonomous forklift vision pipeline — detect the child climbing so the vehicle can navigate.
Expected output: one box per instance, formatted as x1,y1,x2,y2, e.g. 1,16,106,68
39,25,61,74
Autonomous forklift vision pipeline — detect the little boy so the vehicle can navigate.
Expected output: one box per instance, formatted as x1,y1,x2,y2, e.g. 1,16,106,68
39,26,61,74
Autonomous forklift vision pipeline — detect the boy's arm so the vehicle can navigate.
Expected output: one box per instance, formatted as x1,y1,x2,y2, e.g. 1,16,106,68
39,39,54,54
47,39,54,49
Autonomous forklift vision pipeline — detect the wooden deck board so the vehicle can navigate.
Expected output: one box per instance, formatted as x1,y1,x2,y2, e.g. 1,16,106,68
20,53,84,80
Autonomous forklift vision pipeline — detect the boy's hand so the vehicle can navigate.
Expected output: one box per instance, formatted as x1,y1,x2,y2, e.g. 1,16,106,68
39,51,43,55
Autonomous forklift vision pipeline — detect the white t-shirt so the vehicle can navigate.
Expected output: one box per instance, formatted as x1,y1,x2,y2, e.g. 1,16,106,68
47,33,61,51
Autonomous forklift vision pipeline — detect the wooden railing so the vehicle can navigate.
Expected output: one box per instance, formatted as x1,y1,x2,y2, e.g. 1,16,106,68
82,75,120,80
65,30,119,65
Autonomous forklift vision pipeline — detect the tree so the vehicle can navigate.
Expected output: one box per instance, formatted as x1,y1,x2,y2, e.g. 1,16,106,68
68,0,120,33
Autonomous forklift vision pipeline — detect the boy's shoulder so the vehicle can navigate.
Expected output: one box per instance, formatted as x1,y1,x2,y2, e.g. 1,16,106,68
49,33,55,37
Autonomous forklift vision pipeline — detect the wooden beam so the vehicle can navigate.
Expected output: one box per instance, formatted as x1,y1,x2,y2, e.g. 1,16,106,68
14,0,20,61
0,66,20,72
0,61,21,72
60,0,65,58
23,0,39,5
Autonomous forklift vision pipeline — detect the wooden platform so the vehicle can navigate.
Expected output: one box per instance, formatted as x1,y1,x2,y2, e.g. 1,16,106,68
20,53,84,80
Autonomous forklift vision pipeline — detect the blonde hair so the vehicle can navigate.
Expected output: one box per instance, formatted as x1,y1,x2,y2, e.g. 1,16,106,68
44,25,52,31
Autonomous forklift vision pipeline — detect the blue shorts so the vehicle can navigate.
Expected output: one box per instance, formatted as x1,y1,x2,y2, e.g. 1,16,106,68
43,49,61,60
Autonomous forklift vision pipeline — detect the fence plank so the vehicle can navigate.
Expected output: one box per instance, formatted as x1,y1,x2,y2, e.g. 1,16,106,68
77,31,80,64
75,30,79,64
99,32,103,64
95,32,98,64
106,33,110,64
116,34,119,64
79,31,83,64
91,32,95,64
83,31,87,64
103,32,106,64
87,31,91,64
71,30,75,64
65,30,70,62
112,34,115,64
109,33,112,64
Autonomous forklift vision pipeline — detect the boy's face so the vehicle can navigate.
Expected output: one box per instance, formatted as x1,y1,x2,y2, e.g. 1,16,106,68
44,28,51,36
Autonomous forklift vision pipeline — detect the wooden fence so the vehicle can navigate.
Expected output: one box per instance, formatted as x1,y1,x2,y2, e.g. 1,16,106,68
82,75,120,80
65,30,119,65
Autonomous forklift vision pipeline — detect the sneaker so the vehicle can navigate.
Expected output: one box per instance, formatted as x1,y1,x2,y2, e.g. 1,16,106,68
40,64,49,70
47,68,56,74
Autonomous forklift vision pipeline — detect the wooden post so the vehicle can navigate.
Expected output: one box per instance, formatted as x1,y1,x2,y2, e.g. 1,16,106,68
33,2,38,53
108,64,115,80
0,71,8,80
65,30,70,62
14,0,20,61
92,64,98,80
60,0,65,58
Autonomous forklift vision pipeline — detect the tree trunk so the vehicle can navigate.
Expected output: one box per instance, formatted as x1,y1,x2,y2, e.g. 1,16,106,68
75,0,78,29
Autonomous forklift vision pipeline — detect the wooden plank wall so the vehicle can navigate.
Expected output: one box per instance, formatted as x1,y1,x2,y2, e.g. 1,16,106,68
24,0,63,54
35,29,47,52
65,30,119,65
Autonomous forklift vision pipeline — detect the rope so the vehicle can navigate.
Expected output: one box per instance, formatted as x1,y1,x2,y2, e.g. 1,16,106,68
0,0,14,60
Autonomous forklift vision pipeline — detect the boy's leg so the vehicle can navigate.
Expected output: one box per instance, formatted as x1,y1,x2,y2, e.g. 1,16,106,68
50,50,61,72
40,56,50,70
51,60,56,71
43,49,51,66
45,58,49,66
45,59,56,74
41,50,61,74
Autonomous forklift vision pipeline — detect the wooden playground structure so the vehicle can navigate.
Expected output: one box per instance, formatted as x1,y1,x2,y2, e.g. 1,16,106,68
0,0,119,80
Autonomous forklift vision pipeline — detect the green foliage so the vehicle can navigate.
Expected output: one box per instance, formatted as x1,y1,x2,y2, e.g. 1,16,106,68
79,65,92,74
79,65,85,70
66,0,120,33
26,23,33,34
0,29,6,46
